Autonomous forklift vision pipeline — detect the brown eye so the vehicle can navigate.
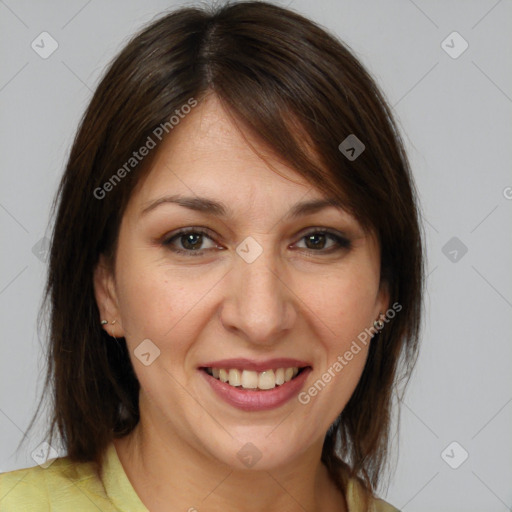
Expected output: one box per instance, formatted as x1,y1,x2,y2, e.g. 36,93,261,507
161,227,351,257
179,232,204,251
304,233,328,250
296,230,351,253
162,228,218,256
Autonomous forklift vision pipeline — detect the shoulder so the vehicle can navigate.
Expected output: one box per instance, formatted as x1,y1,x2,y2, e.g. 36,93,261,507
0,455,116,511
346,477,400,512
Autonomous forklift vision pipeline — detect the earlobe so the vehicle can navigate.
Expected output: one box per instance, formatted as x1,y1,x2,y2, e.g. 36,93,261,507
93,254,124,337
377,280,391,318
371,284,390,335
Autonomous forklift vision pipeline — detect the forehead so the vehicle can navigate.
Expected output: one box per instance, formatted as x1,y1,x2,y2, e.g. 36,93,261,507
127,95,335,218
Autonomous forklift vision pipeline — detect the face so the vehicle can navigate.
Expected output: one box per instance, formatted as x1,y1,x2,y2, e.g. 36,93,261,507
94,94,388,470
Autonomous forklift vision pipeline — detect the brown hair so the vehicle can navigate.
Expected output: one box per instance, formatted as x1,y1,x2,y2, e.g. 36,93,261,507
25,0,423,502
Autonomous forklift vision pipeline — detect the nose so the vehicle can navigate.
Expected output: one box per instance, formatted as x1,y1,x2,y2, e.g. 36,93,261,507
219,239,296,346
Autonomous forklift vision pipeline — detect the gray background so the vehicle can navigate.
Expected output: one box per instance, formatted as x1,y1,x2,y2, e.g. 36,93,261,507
1,0,511,510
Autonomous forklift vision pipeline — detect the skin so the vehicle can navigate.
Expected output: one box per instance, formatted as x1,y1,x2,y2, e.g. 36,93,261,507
94,93,389,512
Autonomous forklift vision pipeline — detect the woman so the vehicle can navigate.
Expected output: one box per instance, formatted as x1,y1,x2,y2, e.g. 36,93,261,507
0,2,423,511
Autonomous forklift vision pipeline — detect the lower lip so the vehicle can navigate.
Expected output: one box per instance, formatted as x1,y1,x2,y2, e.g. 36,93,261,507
200,368,312,411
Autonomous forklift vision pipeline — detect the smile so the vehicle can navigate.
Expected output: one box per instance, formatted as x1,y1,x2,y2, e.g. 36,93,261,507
199,363,312,411
203,367,304,390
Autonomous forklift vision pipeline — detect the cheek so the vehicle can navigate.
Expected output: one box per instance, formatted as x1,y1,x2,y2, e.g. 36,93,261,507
295,263,377,408
296,263,380,343
114,246,217,352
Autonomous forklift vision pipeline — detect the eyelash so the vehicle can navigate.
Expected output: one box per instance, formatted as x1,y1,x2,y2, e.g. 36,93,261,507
161,227,351,257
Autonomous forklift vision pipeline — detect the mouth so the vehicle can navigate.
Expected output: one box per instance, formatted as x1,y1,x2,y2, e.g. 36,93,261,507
199,363,312,411
200,366,309,391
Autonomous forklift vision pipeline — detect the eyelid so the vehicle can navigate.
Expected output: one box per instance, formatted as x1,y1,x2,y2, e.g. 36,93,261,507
161,225,351,256
294,227,351,251
296,226,349,240
161,227,218,248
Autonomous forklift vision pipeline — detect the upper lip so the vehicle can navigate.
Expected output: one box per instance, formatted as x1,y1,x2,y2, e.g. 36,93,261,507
199,358,312,372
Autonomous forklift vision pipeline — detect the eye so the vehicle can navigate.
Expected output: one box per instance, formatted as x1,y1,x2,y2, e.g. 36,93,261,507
161,227,351,257
162,228,219,256
294,229,351,254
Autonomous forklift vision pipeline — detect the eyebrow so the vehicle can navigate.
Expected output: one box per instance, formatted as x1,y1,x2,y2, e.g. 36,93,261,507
139,194,347,220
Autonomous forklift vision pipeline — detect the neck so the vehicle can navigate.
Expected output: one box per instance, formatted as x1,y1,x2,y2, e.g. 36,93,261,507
114,409,346,512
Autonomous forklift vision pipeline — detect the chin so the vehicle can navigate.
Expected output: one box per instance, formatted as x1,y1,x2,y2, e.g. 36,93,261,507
197,427,312,472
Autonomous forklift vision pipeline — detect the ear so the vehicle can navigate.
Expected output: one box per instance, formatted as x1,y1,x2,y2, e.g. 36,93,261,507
375,279,391,319
93,254,124,338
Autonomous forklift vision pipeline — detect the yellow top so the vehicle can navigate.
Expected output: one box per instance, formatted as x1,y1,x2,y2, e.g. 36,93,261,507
0,442,399,511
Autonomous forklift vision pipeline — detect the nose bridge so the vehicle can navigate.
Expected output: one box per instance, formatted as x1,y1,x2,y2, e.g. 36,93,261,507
222,235,293,343
240,243,280,301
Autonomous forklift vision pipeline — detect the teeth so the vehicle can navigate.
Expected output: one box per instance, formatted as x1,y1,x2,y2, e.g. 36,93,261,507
241,370,258,389
228,369,241,387
258,370,275,390
207,367,301,390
